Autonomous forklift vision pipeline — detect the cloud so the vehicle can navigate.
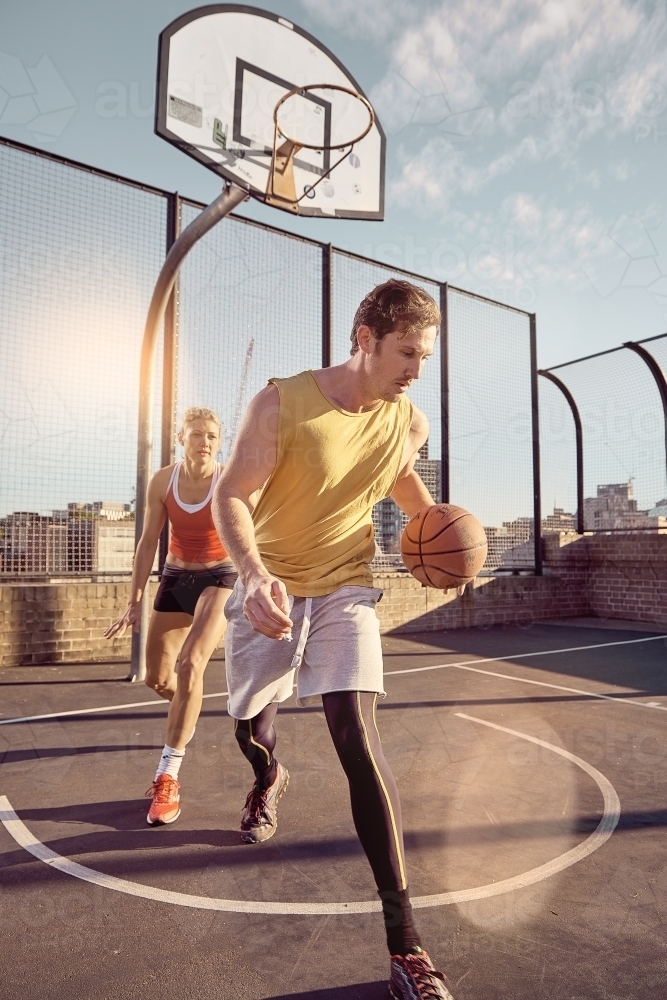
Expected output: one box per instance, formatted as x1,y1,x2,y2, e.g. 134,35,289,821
369,13,489,137
296,0,417,43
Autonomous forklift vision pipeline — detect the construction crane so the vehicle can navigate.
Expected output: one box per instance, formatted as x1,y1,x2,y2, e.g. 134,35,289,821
226,337,255,457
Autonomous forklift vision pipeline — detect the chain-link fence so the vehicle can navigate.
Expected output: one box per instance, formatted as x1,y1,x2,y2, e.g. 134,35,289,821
0,140,166,579
446,289,538,572
1,136,541,580
540,334,667,533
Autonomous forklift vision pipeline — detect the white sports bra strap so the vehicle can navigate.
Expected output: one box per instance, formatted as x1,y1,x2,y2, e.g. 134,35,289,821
169,462,220,514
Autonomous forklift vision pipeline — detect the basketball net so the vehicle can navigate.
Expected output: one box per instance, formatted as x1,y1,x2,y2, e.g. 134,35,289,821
266,84,374,214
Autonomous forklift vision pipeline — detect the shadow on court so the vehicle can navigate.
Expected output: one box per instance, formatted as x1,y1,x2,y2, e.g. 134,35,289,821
266,986,388,1000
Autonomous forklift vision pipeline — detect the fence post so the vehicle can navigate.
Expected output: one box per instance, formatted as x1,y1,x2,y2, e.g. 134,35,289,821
623,340,667,489
439,283,449,504
322,243,333,368
158,192,181,572
538,370,585,534
530,313,543,574
129,183,249,682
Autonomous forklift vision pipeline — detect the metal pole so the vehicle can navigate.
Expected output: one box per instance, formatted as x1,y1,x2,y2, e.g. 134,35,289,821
129,182,248,682
158,192,182,573
529,314,543,575
439,283,449,504
623,340,667,488
538,370,585,534
322,243,333,368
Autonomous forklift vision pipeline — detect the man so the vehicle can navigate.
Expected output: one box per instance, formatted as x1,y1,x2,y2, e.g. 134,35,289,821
212,279,456,999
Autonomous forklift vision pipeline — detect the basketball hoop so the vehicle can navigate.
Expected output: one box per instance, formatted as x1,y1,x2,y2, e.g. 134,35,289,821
266,84,374,214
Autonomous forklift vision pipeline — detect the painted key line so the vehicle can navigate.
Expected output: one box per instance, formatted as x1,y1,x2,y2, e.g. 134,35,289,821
0,714,620,915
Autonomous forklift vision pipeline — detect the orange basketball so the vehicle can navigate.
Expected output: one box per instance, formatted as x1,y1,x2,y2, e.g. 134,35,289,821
400,504,488,589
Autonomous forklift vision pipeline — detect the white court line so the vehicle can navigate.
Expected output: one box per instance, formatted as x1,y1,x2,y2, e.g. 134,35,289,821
451,664,667,711
384,633,667,677
1,632,664,726
0,714,620,915
0,690,229,727
384,633,667,713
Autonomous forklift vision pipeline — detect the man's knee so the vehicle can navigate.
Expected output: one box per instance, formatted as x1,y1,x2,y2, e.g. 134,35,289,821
330,718,369,765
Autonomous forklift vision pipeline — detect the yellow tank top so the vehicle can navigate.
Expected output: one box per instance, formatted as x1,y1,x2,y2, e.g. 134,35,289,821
252,370,413,596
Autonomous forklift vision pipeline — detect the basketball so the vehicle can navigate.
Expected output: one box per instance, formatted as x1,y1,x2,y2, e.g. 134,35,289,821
400,504,488,589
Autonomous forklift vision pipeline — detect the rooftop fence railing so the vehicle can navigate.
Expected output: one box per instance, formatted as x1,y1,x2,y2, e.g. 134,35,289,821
0,136,560,581
539,334,667,534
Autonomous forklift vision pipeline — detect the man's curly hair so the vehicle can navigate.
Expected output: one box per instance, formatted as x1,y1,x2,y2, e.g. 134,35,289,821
350,278,440,355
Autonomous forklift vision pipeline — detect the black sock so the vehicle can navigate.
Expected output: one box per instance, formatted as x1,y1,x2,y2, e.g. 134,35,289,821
379,888,423,956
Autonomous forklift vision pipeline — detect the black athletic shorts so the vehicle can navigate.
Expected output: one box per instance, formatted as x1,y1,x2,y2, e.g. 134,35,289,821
153,562,238,617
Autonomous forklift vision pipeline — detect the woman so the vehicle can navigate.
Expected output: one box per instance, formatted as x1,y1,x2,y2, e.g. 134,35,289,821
105,407,237,825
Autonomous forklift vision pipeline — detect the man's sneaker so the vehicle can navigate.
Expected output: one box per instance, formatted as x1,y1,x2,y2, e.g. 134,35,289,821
389,949,454,1000
145,774,181,825
240,762,289,844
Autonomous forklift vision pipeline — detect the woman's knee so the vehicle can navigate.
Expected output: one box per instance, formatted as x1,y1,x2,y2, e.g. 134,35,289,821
145,668,173,696
176,651,207,691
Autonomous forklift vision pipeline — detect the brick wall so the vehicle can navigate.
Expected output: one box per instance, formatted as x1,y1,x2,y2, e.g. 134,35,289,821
1,533,665,666
0,581,158,668
543,532,667,627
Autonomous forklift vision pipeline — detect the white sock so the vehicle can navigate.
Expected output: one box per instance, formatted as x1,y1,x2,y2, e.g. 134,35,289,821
155,745,185,781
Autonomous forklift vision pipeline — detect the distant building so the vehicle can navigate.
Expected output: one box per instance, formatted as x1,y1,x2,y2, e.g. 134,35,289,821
583,482,666,531
0,501,140,577
68,501,131,521
542,508,577,532
371,442,441,567
484,516,534,569
0,512,68,575
648,498,667,518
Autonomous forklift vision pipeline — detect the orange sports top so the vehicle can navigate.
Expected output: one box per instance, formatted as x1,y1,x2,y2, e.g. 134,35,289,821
164,462,228,563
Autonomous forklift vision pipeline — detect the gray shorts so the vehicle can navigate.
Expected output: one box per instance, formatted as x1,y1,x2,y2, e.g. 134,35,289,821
224,582,384,719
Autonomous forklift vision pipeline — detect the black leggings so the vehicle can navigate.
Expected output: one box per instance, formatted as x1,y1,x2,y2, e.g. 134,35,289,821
235,691,420,954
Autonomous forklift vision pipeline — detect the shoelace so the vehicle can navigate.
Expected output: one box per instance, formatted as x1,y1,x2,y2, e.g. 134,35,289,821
145,777,178,803
243,786,270,824
397,953,446,998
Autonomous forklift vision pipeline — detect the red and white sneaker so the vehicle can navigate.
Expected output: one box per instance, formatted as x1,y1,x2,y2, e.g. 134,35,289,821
389,949,454,1000
145,774,181,825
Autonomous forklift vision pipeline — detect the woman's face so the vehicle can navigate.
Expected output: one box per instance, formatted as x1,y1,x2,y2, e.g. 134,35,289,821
179,418,221,462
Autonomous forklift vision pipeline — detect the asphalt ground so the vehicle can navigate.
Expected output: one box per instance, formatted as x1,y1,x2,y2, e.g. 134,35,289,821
1,620,667,1000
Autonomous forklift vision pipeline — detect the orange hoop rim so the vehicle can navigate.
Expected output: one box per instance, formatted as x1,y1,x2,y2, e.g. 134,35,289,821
272,83,375,151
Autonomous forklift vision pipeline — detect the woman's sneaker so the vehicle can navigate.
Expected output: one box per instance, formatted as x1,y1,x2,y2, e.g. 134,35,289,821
389,949,455,1000
240,762,289,843
145,774,181,825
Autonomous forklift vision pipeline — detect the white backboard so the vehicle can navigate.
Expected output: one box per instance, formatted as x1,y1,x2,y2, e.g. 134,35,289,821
156,5,386,219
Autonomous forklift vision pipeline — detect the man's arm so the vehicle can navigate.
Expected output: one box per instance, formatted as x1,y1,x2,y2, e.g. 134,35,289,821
390,405,434,517
212,384,293,640
390,404,465,595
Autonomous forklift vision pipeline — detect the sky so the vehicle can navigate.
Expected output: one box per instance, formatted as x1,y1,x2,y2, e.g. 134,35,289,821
2,0,667,369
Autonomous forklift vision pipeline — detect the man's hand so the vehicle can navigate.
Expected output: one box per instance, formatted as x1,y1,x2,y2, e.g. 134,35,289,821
243,575,293,640
444,584,466,596
104,602,141,639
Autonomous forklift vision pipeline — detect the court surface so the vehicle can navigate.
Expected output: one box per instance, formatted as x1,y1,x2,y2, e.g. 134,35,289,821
1,619,666,1000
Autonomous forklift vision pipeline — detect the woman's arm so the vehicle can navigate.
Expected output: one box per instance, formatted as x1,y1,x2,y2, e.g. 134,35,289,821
104,470,167,638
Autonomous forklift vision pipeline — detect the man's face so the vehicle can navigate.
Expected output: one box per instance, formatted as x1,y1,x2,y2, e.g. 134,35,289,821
361,325,437,402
